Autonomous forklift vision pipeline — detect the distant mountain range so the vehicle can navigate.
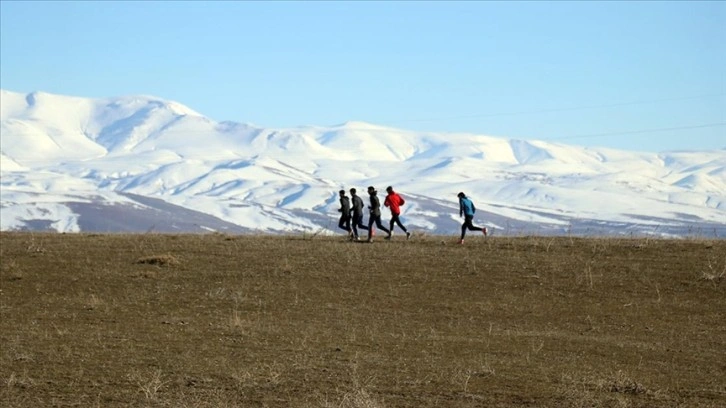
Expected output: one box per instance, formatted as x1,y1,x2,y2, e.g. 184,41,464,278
1,89,724,237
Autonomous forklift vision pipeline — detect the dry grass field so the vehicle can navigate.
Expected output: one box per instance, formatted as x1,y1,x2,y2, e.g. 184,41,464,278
1,232,724,407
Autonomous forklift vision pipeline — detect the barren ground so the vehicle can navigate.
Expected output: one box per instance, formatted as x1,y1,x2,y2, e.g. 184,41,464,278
1,232,724,407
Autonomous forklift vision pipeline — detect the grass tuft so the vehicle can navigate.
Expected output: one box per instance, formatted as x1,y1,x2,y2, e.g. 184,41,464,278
606,371,648,395
135,254,180,266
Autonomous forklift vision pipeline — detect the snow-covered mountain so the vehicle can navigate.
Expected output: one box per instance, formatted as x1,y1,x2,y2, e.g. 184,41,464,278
1,89,724,237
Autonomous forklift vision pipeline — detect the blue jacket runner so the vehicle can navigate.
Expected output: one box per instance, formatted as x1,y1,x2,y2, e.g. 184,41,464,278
459,196,476,217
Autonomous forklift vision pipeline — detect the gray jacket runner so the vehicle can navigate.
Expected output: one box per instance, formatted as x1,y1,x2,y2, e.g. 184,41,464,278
339,196,351,215
351,194,365,216
368,192,382,217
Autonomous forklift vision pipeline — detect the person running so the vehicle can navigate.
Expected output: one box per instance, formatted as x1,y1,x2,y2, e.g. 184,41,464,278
366,186,390,242
349,187,368,241
458,192,487,244
383,186,411,240
337,189,352,238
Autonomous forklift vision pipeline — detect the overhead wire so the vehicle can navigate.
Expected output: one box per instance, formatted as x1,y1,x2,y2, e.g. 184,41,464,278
385,92,726,141
546,122,726,141
390,92,726,123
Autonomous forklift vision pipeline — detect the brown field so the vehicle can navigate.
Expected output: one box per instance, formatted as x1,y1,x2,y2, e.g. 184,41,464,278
1,232,724,407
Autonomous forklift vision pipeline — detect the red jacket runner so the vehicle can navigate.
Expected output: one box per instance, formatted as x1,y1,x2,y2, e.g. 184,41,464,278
384,192,405,215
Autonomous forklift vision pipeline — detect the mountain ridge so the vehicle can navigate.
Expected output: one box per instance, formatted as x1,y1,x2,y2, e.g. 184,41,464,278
1,89,724,236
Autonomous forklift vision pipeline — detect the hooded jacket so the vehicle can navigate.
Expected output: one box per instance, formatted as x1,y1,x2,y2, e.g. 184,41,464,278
384,190,406,215
368,191,382,217
459,196,476,217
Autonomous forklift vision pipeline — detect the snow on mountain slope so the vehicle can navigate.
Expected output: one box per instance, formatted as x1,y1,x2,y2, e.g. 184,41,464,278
1,116,107,162
1,89,724,236
510,140,555,164
0,152,28,172
1,90,208,159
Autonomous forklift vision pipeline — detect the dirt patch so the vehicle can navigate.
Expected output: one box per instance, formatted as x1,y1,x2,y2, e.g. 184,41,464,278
135,254,180,266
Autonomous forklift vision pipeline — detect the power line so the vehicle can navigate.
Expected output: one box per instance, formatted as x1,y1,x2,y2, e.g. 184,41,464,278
391,92,726,124
546,122,726,141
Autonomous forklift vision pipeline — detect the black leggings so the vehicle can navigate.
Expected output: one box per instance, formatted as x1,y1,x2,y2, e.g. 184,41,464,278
461,215,483,239
351,213,368,237
389,213,408,233
368,214,390,239
338,214,351,233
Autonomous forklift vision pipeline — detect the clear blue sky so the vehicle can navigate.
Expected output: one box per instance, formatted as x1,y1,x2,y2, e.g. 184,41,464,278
1,1,724,152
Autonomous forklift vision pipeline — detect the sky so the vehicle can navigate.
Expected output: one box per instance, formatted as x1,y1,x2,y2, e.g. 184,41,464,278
1,1,724,153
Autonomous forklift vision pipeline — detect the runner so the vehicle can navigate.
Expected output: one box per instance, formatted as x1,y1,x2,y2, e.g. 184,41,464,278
383,186,411,240
366,186,390,243
458,192,487,244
